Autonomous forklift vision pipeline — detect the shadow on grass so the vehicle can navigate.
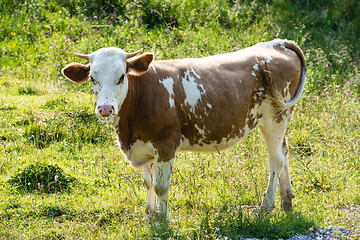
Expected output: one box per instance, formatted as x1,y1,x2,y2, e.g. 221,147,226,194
149,222,176,239
196,205,315,240
148,204,315,239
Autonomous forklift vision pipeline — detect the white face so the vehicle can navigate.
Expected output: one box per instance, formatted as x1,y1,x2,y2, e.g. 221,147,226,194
88,47,129,124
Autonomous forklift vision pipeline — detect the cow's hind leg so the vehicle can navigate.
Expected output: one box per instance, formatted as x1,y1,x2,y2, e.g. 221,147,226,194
279,137,295,211
259,118,294,212
142,160,156,219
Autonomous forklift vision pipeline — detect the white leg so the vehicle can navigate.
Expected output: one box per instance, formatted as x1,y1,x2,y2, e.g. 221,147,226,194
153,158,174,222
142,160,156,219
279,137,294,210
259,123,288,211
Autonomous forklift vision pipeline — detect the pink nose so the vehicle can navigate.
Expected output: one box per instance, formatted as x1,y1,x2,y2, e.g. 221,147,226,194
98,105,114,117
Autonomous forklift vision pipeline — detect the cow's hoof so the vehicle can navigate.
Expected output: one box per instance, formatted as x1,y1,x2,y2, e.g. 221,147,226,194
145,213,156,223
281,200,293,212
260,199,275,213
147,211,169,225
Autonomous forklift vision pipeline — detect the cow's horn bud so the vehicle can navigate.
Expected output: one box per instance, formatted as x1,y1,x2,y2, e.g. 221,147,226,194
126,49,142,59
75,53,90,61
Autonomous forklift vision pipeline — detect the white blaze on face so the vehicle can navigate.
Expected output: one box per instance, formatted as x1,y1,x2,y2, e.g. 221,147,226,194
182,69,205,112
88,48,129,123
159,77,175,108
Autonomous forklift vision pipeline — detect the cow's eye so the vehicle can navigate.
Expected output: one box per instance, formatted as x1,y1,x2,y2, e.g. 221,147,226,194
116,74,125,85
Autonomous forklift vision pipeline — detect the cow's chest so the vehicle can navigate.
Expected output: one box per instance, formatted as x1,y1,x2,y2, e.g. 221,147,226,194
123,140,156,167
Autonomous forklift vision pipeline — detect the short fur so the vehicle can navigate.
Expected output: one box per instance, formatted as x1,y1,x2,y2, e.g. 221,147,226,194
61,39,306,222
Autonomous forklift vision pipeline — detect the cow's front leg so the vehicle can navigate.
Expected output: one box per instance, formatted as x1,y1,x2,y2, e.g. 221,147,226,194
153,157,174,222
142,160,156,220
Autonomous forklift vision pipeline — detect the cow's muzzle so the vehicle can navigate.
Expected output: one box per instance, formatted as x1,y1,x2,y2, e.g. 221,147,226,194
98,105,114,117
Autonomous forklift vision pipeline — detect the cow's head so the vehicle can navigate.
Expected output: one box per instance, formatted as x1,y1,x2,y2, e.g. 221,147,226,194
62,47,154,124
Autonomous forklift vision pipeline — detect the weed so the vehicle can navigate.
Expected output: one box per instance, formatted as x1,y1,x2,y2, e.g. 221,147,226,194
41,97,69,110
18,85,42,95
22,116,68,148
43,205,65,218
7,162,76,193
197,205,315,240
0,104,17,111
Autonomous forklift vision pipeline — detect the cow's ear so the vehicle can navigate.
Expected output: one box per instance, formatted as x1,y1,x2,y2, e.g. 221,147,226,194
126,53,154,75
61,63,90,83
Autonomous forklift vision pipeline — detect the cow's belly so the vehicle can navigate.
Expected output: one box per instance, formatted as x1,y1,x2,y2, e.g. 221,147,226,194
179,125,252,152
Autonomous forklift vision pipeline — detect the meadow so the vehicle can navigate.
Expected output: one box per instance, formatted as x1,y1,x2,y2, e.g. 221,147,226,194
0,0,359,239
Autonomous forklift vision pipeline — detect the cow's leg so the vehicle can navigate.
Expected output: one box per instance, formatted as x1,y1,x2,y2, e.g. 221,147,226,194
279,137,295,211
259,120,290,212
142,160,156,219
153,157,174,222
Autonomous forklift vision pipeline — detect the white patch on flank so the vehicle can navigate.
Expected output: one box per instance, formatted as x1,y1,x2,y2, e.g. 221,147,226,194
191,68,201,79
252,51,272,77
247,104,260,120
194,124,206,137
264,55,273,63
207,103,212,109
159,77,175,108
283,81,292,102
182,69,205,112
252,63,259,77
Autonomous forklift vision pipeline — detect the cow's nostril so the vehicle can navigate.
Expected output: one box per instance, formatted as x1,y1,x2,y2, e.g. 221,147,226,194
98,105,115,117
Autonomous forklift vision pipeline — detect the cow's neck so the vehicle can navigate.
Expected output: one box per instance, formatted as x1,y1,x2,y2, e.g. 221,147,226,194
115,69,154,151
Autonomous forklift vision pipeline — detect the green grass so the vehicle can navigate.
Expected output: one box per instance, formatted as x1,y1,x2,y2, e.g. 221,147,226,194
1,0,360,239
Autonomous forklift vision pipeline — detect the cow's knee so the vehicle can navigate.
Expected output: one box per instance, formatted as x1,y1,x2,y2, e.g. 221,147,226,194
153,160,173,195
154,183,169,197
142,162,154,189
269,153,285,174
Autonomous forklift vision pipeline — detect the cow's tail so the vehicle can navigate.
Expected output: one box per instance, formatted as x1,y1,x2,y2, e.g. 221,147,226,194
258,40,306,114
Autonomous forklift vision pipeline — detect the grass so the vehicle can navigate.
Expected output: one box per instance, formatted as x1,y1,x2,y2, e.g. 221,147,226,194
0,0,360,239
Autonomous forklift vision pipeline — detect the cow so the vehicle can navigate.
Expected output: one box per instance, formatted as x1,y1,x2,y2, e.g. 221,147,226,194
61,39,306,222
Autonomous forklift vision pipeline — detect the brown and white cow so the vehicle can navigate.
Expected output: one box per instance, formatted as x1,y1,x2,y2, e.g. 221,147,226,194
62,39,306,222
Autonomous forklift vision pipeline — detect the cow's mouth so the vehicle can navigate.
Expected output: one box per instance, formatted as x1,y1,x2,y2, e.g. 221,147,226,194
98,115,118,125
